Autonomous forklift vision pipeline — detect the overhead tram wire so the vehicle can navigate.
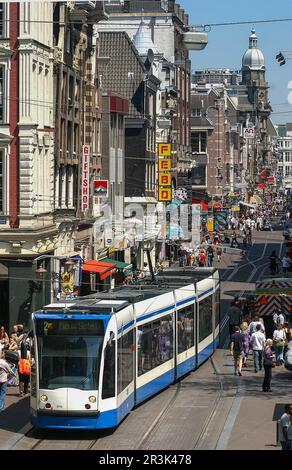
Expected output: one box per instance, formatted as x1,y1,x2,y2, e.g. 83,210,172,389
2,16,292,27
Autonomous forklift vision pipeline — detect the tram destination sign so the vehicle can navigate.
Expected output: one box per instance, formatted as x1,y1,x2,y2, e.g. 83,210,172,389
36,319,104,336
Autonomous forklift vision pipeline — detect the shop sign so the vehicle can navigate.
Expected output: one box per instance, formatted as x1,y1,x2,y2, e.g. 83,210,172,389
158,188,171,201
81,145,90,212
158,143,171,156
93,180,109,197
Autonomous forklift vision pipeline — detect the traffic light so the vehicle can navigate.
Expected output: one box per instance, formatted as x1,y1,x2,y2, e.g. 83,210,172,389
276,52,286,66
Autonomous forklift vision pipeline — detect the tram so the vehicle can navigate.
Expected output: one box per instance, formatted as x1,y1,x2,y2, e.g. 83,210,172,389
30,267,220,429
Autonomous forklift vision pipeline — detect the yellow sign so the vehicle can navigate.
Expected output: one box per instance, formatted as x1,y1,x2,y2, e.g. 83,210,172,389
207,218,214,232
159,173,171,186
158,158,171,171
231,206,240,212
158,143,171,156
158,188,171,201
61,272,73,294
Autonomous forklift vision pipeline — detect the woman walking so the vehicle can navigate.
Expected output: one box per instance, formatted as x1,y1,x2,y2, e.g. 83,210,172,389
273,324,286,366
262,339,275,392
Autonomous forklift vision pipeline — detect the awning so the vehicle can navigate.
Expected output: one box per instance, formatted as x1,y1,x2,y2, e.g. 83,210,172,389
100,258,132,271
82,260,116,280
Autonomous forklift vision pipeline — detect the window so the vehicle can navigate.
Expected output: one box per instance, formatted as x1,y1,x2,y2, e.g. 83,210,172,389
0,66,4,122
199,296,213,342
0,3,5,37
177,305,195,354
215,288,220,328
0,150,3,212
102,335,116,399
192,165,206,186
192,108,201,117
191,132,207,153
117,329,134,394
137,314,173,376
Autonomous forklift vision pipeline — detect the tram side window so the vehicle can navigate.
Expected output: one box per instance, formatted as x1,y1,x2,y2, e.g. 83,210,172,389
138,314,173,376
199,296,213,342
177,305,195,354
102,337,116,399
215,289,220,328
117,329,134,395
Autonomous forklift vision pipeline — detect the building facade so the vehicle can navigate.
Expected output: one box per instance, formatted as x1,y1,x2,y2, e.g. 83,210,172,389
0,2,55,329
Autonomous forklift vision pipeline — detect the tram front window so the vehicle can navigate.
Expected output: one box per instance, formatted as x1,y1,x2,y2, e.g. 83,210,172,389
36,320,104,390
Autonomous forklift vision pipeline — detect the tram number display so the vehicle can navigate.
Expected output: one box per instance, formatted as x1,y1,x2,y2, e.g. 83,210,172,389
36,320,104,336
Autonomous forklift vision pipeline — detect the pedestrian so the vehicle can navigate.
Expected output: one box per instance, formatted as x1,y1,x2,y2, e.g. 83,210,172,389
199,249,206,267
0,326,9,350
0,350,16,412
279,404,292,451
248,315,262,335
281,254,291,275
227,299,242,339
262,339,275,392
273,309,285,329
273,324,287,366
216,244,222,262
240,315,251,368
250,323,266,372
230,326,245,376
207,245,214,267
230,230,239,248
18,334,31,397
269,251,279,276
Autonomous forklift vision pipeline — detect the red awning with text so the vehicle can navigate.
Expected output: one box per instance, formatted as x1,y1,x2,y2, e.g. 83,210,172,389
82,260,116,280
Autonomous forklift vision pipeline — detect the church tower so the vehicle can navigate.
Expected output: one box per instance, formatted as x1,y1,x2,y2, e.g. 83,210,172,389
241,29,270,111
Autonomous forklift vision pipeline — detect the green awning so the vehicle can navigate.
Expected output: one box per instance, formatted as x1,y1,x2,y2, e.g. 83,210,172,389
100,258,132,271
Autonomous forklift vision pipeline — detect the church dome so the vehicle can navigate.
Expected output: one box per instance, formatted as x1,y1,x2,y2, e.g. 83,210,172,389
133,17,157,56
242,29,265,70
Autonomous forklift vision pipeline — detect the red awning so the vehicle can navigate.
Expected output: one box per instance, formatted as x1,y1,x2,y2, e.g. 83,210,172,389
192,200,208,211
82,260,116,280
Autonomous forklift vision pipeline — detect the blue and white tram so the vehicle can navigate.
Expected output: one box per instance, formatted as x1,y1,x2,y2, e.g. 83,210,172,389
30,268,220,429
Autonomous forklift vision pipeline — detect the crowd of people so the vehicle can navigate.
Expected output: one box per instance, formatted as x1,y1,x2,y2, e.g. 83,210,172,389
0,324,31,413
228,298,292,393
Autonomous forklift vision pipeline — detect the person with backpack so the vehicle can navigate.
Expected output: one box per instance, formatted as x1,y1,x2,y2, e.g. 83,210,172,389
18,334,30,397
273,324,287,366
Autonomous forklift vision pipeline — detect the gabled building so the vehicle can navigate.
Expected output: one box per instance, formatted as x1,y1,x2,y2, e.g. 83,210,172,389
98,30,160,268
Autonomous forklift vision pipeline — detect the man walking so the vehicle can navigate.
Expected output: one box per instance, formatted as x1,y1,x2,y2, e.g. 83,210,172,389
250,324,266,372
230,326,245,376
279,404,292,451
0,350,16,412
227,299,242,339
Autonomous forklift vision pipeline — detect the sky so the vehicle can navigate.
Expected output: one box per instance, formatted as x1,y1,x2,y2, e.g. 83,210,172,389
179,0,292,124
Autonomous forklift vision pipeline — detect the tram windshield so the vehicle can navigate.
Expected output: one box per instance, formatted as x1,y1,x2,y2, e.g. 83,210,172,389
35,319,104,390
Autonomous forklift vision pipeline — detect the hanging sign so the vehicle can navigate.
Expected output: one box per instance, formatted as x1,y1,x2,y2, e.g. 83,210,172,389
93,180,109,197
81,145,90,212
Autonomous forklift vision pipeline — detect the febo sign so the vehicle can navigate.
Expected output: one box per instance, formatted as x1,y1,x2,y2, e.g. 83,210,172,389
158,142,172,202
82,145,90,212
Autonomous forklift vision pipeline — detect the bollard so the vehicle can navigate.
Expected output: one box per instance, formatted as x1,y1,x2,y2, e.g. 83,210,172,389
276,420,280,447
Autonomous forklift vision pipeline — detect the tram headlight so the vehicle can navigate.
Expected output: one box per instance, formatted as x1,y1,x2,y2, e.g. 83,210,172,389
40,394,48,402
88,395,96,403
